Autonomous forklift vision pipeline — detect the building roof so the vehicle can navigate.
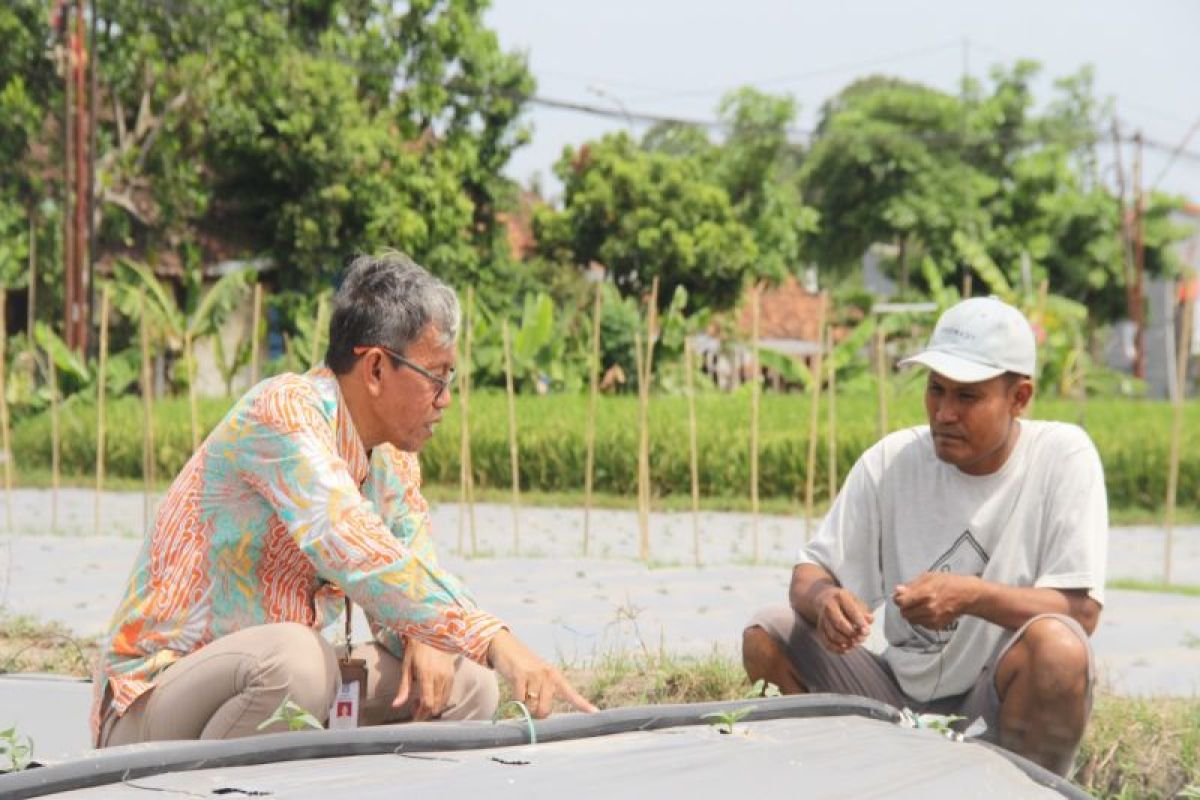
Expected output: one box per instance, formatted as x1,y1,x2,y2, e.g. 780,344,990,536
736,275,824,342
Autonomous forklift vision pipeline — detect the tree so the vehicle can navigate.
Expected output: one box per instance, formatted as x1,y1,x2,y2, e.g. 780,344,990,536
534,133,759,312
0,2,61,307
800,75,993,289
78,0,534,298
642,88,818,284
714,88,816,281
801,64,1186,322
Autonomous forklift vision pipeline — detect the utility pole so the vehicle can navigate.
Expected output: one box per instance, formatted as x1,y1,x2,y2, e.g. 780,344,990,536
61,0,76,353
72,0,90,353
1132,131,1146,379
1111,118,1139,379
87,0,98,357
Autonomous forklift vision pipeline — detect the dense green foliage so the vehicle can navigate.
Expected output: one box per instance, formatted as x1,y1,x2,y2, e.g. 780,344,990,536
0,0,534,324
12,388,1198,512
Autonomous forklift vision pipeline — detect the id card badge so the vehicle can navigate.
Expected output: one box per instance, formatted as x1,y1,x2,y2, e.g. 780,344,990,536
329,658,368,730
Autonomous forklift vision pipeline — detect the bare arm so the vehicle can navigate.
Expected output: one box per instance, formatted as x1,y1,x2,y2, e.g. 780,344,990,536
893,573,1100,635
789,563,875,654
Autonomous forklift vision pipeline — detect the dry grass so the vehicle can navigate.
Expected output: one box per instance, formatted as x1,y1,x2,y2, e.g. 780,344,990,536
0,614,98,676
4,614,1199,799
1075,694,1200,799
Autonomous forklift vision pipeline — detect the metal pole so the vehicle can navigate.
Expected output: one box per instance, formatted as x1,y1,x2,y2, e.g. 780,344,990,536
1132,131,1146,380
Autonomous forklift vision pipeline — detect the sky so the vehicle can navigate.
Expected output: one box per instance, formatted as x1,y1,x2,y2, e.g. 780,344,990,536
484,0,1199,202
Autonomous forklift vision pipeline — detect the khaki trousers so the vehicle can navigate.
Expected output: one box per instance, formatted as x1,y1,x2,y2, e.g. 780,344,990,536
100,622,499,746
747,606,1094,742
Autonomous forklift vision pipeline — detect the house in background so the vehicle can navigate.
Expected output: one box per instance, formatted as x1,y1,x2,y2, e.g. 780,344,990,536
694,273,826,391
1140,201,1200,399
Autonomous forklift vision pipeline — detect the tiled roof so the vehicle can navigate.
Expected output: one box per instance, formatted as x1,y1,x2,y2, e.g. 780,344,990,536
736,276,825,342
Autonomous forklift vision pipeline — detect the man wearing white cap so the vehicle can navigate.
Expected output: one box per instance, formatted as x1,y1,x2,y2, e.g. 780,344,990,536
743,296,1107,777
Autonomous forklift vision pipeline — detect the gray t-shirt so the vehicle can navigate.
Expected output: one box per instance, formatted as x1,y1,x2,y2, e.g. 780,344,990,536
798,419,1108,701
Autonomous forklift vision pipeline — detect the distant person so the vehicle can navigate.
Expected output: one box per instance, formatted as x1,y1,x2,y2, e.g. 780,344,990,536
93,252,595,746
743,296,1107,776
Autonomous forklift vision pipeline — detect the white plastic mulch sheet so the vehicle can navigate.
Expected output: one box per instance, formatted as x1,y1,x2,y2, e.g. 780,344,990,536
41,716,1060,799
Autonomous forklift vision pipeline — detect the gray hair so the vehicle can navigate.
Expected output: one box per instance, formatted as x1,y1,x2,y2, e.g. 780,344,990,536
326,252,459,374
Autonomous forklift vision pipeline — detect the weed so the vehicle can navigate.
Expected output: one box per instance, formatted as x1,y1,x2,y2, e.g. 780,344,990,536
0,614,97,675
1075,694,1200,799
0,726,34,772
702,706,754,735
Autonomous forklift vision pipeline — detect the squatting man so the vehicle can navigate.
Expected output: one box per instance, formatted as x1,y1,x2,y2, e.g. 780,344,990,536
92,252,596,746
744,295,1107,777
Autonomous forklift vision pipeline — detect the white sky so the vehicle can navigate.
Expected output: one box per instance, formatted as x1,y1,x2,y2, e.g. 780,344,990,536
485,0,1199,202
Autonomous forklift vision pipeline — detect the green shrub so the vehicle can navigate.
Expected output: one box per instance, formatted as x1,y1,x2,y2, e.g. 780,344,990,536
10,395,237,480
9,387,1198,511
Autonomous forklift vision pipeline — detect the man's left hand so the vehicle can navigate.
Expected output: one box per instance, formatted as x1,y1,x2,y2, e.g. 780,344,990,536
393,637,457,721
893,572,982,631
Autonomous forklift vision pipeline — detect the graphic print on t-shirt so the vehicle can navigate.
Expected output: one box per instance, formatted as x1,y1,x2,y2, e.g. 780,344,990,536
897,529,990,652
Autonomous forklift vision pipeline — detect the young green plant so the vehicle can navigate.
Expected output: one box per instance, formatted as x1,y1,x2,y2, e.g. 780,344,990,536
257,696,322,732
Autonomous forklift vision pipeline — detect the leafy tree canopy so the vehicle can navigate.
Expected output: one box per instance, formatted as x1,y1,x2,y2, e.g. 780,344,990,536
534,132,759,312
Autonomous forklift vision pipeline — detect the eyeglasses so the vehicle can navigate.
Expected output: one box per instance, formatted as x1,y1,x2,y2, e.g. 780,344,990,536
352,345,456,399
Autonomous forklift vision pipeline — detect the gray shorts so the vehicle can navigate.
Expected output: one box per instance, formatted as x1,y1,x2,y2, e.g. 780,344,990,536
747,606,1094,740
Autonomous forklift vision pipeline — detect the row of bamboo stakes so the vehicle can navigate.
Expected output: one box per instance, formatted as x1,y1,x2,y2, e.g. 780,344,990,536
0,283,270,538
454,282,854,566
0,281,1193,582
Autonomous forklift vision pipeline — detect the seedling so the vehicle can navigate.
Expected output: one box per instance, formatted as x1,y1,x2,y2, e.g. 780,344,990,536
492,700,537,745
703,705,755,735
0,726,34,772
257,696,322,732
899,709,971,742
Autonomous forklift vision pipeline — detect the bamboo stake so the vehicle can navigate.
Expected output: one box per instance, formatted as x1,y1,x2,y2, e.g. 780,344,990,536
139,290,155,535
875,318,888,439
0,290,11,534
1164,292,1195,585
583,281,603,555
502,320,520,554
685,338,701,567
750,285,761,563
633,327,647,558
48,343,60,535
249,282,263,385
455,287,476,556
457,300,467,557
94,284,110,536
826,320,839,505
311,292,329,369
186,330,199,451
27,211,36,341
804,295,827,541
1029,279,1050,417
637,278,659,563
462,287,476,555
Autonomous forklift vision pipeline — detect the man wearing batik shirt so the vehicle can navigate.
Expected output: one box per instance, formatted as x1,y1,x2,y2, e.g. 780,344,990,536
93,253,595,746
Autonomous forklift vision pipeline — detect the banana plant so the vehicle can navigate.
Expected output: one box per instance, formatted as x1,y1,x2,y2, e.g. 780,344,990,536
471,291,585,393
111,258,253,448
276,288,333,373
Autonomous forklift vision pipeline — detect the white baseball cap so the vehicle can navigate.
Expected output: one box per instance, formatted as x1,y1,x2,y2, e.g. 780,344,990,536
898,296,1036,383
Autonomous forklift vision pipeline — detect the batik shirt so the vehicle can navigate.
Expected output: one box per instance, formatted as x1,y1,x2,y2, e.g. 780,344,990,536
91,368,504,740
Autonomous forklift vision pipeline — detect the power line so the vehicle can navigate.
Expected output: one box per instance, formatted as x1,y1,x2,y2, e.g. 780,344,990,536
1150,117,1200,190
623,38,963,104
531,92,1200,163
